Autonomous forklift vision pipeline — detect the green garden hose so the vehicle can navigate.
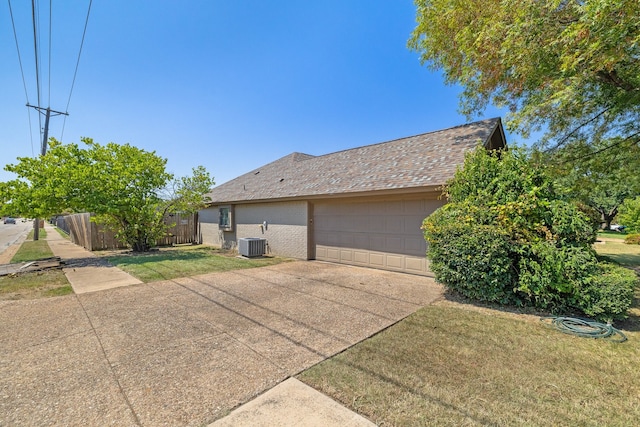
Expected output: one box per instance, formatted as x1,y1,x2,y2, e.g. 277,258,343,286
541,316,627,343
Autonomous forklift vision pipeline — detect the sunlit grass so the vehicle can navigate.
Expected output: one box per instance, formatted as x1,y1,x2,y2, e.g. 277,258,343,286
11,235,53,263
299,302,640,426
107,246,289,282
0,270,72,300
597,230,627,240
594,240,640,268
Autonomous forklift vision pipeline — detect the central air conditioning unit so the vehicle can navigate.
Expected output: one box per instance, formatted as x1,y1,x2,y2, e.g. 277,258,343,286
238,237,267,257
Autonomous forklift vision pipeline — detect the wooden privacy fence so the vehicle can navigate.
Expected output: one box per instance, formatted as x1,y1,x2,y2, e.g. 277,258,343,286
61,212,201,251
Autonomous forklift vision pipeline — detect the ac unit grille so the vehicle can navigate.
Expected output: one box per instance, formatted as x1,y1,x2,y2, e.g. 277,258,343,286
238,238,267,257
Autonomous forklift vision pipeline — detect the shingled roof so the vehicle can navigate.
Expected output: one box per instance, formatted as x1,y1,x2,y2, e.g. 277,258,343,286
206,117,506,204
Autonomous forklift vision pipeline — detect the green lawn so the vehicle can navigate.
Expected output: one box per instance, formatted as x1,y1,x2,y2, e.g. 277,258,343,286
597,230,627,240
595,240,640,268
1,231,73,300
3,242,288,299
107,246,289,282
10,240,54,263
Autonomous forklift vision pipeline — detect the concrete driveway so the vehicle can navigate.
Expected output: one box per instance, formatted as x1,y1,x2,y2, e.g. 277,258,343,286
0,261,443,426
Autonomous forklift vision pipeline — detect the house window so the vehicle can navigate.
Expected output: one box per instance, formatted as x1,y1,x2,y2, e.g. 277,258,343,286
219,206,233,231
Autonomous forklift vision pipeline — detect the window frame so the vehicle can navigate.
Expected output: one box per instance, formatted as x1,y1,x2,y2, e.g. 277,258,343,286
218,205,233,231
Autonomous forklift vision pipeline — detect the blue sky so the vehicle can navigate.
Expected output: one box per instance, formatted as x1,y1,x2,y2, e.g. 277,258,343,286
1,0,518,186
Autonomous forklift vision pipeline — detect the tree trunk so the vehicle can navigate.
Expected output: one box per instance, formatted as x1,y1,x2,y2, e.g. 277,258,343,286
601,208,618,230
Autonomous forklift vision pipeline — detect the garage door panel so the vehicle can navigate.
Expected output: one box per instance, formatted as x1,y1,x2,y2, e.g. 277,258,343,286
405,257,426,273
403,199,423,213
353,234,369,249
385,218,403,233
370,235,385,249
316,246,327,259
340,250,353,262
353,251,369,263
368,216,384,231
316,245,432,276
369,253,385,267
386,254,404,269
404,216,427,233
326,248,340,261
339,234,355,246
385,236,404,252
314,198,442,276
404,237,426,255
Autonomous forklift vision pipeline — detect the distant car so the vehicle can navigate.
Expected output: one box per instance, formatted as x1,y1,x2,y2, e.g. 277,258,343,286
610,224,625,232
4,217,16,224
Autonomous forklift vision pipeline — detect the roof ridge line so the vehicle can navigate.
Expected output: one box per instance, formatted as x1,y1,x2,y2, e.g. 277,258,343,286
307,117,501,159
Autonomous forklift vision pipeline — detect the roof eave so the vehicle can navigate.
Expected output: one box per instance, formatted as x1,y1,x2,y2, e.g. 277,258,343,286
205,184,445,206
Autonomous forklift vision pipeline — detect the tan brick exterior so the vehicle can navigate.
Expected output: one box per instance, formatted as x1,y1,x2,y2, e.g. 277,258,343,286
200,201,309,259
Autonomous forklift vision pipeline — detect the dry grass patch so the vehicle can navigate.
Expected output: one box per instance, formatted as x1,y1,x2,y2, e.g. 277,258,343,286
1,230,73,300
298,301,640,426
0,270,72,300
595,239,640,269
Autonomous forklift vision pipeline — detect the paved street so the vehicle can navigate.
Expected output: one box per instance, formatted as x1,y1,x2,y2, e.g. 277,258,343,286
0,219,31,254
0,219,32,265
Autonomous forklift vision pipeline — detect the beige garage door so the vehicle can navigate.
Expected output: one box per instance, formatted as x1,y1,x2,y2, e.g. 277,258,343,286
314,197,443,276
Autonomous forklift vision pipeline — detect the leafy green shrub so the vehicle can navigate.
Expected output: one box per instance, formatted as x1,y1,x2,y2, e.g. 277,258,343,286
578,263,638,322
425,204,516,304
516,242,598,312
423,147,634,321
624,234,640,245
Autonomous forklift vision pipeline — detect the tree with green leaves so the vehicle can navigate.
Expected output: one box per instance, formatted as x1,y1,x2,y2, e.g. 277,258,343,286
2,138,214,251
618,197,640,234
409,0,640,150
549,138,640,229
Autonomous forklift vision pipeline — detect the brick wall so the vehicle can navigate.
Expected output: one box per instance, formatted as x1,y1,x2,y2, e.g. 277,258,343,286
200,201,309,259
235,201,308,259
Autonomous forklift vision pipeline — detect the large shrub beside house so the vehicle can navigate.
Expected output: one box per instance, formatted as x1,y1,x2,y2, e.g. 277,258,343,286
423,147,636,321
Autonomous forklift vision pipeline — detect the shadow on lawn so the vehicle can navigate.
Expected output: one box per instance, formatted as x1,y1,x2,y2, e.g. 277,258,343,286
441,289,640,333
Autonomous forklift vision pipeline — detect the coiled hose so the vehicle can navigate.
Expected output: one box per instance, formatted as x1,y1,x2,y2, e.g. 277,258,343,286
541,316,627,343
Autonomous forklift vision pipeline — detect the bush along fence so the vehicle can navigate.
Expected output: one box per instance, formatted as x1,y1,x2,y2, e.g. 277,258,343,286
55,212,201,251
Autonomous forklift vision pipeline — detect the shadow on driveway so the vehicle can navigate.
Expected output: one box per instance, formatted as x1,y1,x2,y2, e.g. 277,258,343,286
0,261,443,426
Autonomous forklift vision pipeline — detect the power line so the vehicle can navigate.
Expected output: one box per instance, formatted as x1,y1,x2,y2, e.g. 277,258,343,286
48,0,52,107
31,0,43,143
7,0,36,155
61,0,93,140
7,0,31,103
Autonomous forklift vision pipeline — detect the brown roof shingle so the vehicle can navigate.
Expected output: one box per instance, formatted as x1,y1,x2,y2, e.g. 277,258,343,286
207,118,505,204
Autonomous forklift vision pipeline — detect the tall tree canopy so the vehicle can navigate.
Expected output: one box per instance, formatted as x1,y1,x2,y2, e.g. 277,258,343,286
409,0,640,149
2,138,214,251
549,138,640,228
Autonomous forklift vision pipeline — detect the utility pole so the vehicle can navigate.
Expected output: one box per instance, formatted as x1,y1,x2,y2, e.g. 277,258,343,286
26,104,68,241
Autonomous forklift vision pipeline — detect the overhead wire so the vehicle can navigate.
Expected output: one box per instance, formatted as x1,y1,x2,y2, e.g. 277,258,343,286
48,0,52,107
31,0,44,149
7,0,36,155
7,0,31,103
60,0,93,141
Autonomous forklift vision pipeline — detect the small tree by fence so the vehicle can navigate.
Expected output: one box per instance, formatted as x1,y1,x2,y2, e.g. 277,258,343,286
60,212,200,251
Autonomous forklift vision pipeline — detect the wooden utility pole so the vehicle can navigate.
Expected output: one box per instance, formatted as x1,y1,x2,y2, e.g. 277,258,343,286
26,104,68,241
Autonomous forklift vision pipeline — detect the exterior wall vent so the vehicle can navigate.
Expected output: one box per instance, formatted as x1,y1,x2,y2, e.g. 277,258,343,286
238,237,267,257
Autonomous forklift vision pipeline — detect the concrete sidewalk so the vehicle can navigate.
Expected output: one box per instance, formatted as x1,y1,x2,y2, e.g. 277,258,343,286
43,223,142,293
